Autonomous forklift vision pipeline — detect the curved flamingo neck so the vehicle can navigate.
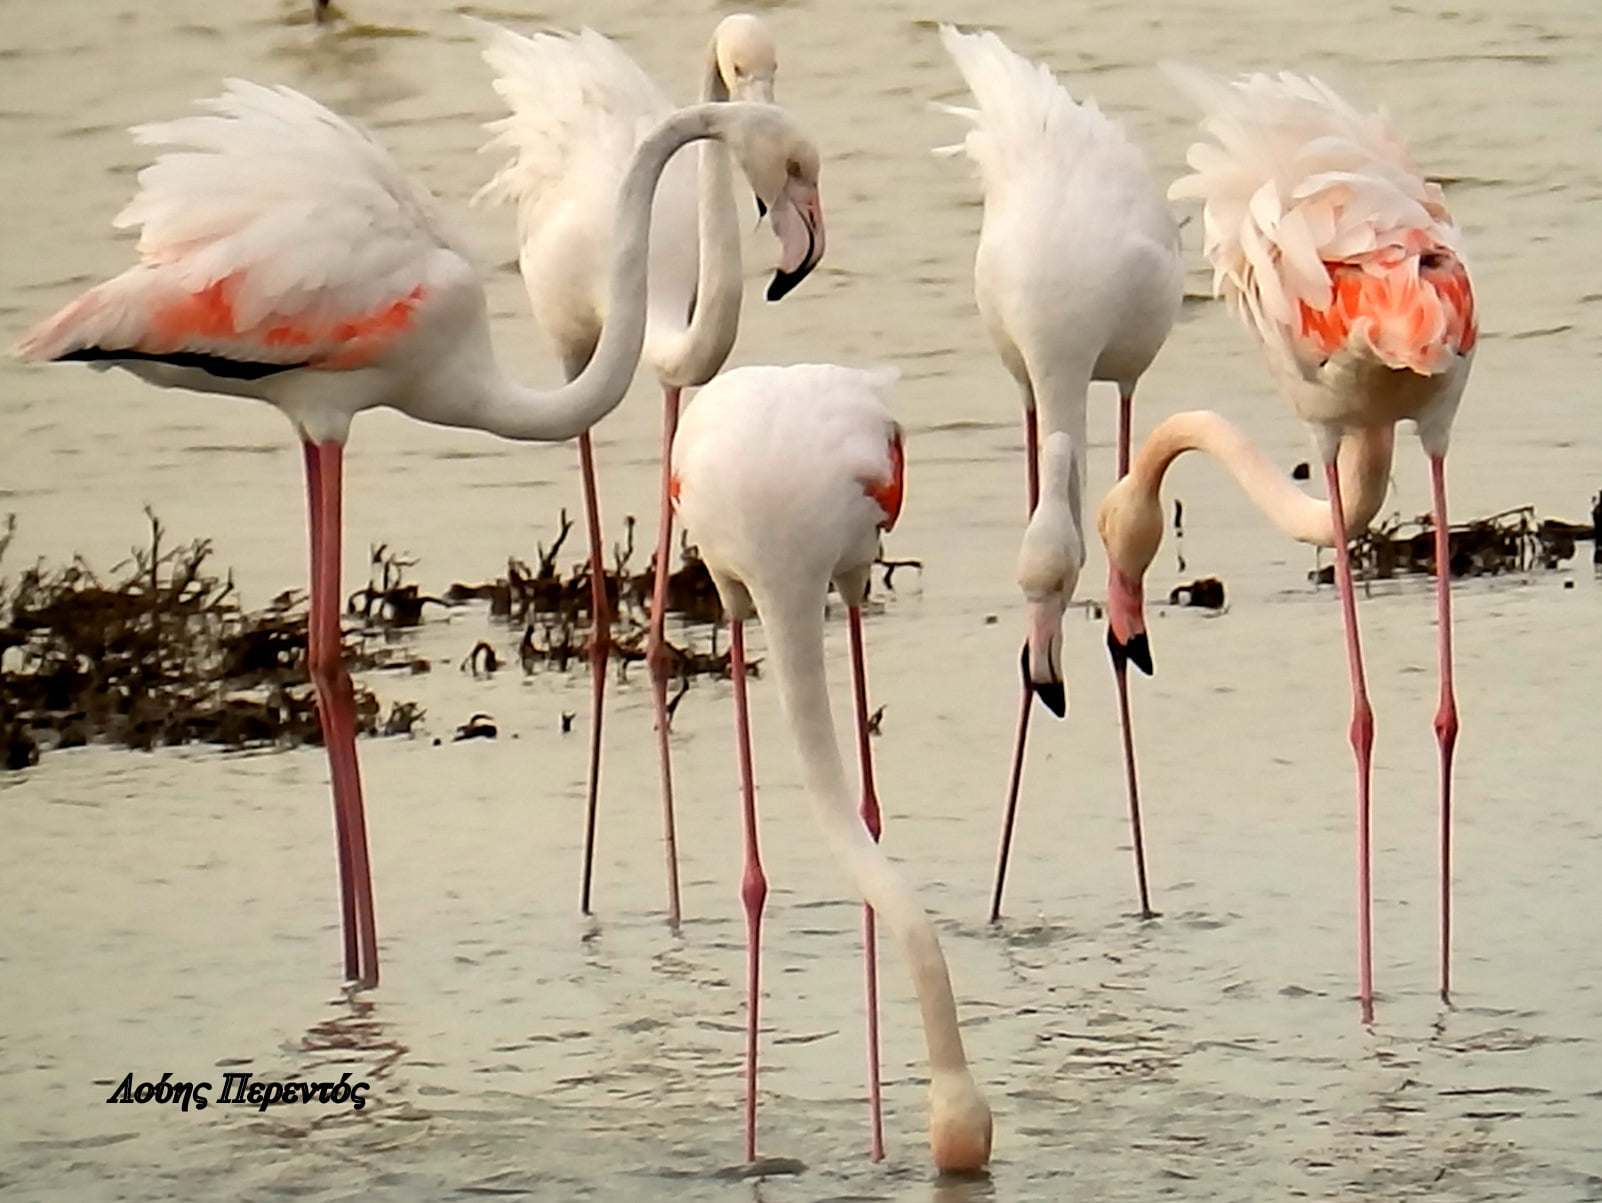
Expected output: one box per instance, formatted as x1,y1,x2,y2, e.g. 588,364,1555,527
1130,411,1394,547
647,79,742,386
468,104,748,442
752,585,975,1081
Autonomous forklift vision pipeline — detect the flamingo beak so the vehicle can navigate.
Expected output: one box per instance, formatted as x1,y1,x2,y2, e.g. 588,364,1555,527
1106,566,1154,675
1022,595,1067,718
766,176,825,301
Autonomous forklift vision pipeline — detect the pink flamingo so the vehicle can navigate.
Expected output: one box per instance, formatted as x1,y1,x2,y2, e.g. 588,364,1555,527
13,80,824,988
475,16,822,926
670,363,992,1172
1104,66,1476,1020
936,25,1182,921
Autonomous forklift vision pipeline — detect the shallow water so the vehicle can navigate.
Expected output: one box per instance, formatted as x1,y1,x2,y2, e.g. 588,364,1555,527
2,0,1600,1199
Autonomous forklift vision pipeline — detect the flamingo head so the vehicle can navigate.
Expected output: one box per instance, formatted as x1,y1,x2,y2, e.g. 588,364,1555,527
928,1069,993,1173
1017,433,1083,718
720,104,826,301
1096,472,1162,676
709,14,777,104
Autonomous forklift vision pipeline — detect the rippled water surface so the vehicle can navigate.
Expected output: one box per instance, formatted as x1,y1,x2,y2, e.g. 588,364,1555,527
3,1,1600,1200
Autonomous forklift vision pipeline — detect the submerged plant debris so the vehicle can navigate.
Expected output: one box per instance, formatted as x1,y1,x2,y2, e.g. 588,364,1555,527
1317,505,1596,584
0,512,422,769
445,508,916,690
1,507,917,769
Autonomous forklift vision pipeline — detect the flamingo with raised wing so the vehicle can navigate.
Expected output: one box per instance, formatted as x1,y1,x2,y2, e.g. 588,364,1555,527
476,15,822,927
671,363,992,1172
936,25,1182,922
14,80,825,988
1139,65,1476,1019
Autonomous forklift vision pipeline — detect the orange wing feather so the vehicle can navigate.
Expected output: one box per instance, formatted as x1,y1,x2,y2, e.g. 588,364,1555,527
864,427,906,531
1296,250,1475,374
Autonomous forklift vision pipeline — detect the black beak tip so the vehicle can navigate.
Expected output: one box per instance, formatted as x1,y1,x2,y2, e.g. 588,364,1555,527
1107,628,1154,676
1127,632,1153,676
1034,679,1067,718
1018,644,1067,718
767,266,810,302
754,194,768,219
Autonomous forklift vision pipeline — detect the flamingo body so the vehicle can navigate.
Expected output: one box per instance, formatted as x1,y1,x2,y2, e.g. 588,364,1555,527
1159,64,1476,1015
672,364,992,1173
938,25,1181,918
16,82,482,446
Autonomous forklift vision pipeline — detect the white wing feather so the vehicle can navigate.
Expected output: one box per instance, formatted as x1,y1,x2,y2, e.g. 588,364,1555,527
470,20,700,368
474,22,672,229
16,79,463,365
935,25,1150,202
121,79,458,328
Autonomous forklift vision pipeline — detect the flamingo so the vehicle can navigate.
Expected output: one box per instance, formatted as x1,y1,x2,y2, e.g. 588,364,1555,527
670,363,992,1172
13,80,825,989
1120,65,1477,1020
936,25,1182,922
475,16,822,928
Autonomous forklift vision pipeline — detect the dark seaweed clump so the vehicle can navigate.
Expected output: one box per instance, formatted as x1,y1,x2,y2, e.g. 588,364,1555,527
1319,505,1596,584
434,511,919,734
0,504,922,770
0,512,421,770
443,509,921,692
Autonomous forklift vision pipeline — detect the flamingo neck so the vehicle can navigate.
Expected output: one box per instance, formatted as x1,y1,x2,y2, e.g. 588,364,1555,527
1130,412,1394,547
753,587,974,1079
1030,360,1092,533
647,134,742,387
467,104,743,443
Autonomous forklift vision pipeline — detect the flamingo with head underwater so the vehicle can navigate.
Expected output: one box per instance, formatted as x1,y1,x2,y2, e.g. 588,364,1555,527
13,79,824,989
475,15,822,928
936,25,1182,922
670,362,992,1173
1101,65,1475,1020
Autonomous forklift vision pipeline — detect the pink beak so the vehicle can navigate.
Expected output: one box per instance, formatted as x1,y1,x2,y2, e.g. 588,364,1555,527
767,178,825,301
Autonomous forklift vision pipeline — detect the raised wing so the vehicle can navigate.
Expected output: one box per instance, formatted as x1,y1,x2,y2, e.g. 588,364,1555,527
16,79,462,372
934,26,1148,202
474,22,673,228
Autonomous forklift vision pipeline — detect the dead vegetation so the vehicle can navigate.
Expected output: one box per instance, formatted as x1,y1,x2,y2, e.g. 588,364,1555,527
0,501,910,770
1317,505,1596,584
0,512,422,769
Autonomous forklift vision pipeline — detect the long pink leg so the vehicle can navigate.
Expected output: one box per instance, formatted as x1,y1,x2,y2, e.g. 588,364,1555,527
1110,386,1156,919
302,440,379,988
990,408,1041,922
1429,454,1459,1003
730,619,767,1162
846,603,885,1161
1325,460,1377,1024
577,432,609,916
302,444,351,974
646,386,684,929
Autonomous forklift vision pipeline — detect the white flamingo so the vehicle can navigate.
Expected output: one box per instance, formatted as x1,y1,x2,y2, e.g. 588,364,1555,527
13,80,824,988
476,15,823,927
670,362,992,1172
1128,64,1477,1020
936,25,1182,922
